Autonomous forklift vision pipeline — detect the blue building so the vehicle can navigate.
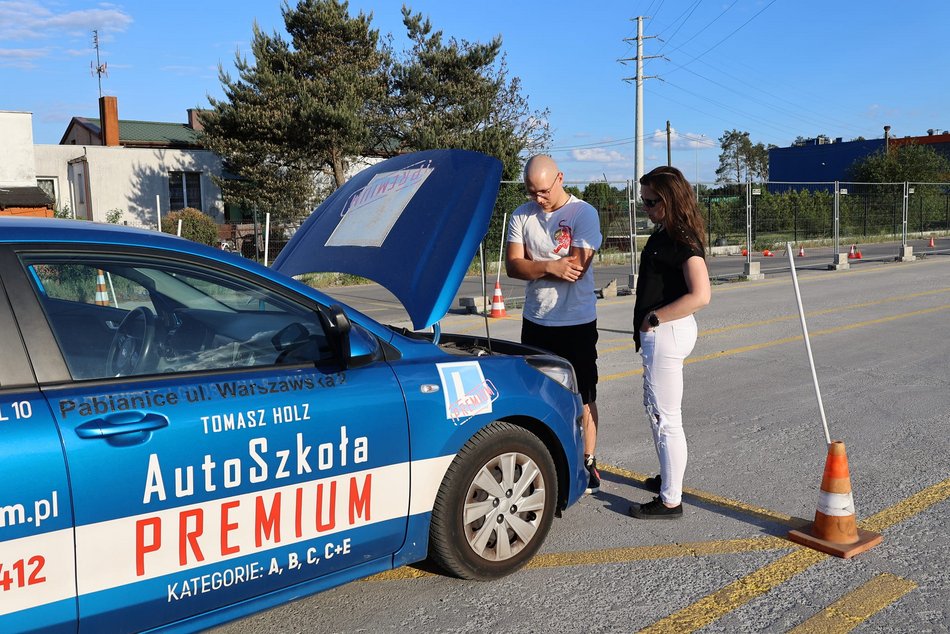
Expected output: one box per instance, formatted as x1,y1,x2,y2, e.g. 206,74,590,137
769,132,950,183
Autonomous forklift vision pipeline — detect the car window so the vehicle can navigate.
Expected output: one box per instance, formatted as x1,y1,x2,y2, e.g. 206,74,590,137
21,253,334,380
32,262,158,313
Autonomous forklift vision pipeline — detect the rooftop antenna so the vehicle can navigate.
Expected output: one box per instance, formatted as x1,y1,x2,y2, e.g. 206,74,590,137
91,29,108,98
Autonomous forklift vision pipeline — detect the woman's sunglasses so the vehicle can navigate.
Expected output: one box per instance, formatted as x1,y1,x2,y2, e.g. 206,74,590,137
641,196,661,208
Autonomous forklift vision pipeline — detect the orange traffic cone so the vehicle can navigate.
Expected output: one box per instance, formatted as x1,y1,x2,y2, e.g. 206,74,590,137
741,247,748,257
847,244,857,259
95,269,110,306
489,281,507,318
788,441,883,558
762,249,774,257
798,245,806,257
929,236,936,248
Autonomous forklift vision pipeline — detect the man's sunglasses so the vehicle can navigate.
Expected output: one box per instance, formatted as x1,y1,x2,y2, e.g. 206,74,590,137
641,196,661,208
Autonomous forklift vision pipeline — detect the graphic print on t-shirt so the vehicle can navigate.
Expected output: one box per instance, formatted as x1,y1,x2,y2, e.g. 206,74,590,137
553,220,572,253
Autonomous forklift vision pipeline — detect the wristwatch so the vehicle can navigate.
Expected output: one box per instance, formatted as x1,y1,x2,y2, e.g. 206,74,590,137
648,311,660,328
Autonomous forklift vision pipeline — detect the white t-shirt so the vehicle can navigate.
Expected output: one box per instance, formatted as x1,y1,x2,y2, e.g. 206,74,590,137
507,195,603,326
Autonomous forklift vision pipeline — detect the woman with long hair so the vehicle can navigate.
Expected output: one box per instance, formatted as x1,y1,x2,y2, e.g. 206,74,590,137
629,165,711,519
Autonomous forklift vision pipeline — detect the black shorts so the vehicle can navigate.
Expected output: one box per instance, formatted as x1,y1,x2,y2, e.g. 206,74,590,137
521,318,598,405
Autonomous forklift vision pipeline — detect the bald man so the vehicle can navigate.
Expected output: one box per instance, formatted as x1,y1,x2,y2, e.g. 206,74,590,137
505,155,604,494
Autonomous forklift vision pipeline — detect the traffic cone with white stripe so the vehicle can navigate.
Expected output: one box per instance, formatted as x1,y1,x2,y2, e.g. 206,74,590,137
95,269,110,306
798,245,806,257
489,281,507,318
788,441,882,558
929,236,936,248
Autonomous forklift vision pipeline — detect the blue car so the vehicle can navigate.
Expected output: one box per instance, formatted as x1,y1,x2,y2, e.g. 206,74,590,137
0,150,586,633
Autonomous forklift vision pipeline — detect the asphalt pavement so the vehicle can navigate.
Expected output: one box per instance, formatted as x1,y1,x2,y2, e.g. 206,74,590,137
216,244,950,633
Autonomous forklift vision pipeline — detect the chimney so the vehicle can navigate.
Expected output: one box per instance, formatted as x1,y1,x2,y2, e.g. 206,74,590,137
884,125,891,155
99,96,120,146
187,108,204,131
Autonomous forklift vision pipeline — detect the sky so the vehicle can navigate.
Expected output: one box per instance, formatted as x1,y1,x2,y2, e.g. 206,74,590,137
2,0,948,184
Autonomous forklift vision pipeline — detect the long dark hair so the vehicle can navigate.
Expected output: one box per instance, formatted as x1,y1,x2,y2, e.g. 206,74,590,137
640,165,706,253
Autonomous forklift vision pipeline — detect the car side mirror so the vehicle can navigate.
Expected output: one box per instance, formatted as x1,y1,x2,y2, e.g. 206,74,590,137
319,304,380,370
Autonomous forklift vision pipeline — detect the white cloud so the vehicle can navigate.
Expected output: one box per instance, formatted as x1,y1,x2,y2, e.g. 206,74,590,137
571,148,626,163
0,1,132,41
0,46,50,68
648,127,716,151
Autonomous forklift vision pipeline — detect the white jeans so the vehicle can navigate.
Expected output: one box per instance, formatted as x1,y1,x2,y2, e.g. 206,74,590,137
639,314,698,506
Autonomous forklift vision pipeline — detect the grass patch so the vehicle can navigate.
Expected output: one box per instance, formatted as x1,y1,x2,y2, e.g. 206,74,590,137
295,272,371,288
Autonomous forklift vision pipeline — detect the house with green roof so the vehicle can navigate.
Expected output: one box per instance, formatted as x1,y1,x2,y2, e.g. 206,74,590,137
28,96,228,227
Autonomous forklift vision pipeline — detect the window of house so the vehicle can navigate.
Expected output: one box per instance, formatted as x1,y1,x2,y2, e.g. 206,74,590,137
169,171,203,211
37,177,57,204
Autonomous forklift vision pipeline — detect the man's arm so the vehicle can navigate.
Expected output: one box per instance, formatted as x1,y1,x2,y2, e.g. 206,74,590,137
569,245,596,275
506,242,585,282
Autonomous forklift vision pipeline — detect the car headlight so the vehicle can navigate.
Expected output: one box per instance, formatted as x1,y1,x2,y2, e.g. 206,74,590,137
525,355,578,394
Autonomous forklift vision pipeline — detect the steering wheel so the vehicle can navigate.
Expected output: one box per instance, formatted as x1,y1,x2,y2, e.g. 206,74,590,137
106,306,158,376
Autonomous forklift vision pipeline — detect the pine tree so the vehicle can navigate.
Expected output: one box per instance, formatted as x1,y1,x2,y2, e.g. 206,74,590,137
200,0,388,224
390,8,549,179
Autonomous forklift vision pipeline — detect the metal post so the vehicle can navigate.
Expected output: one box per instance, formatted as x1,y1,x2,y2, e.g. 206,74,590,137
745,182,753,262
903,181,909,244
833,181,840,254
628,179,638,290
899,182,916,262
263,212,271,267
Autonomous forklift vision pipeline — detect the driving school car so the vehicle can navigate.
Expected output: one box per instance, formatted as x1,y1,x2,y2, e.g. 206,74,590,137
0,149,586,633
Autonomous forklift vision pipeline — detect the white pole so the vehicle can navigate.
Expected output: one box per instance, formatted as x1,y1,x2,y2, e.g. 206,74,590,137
176,218,183,237
785,241,832,445
106,271,119,308
155,194,162,231
263,212,271,266
495,212,507,286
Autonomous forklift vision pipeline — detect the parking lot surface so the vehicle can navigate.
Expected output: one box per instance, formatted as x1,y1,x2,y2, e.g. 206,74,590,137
215,253,949,633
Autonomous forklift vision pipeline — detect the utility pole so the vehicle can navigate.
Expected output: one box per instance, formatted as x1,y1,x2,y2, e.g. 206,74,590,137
620,16,661,290
666,120,672,165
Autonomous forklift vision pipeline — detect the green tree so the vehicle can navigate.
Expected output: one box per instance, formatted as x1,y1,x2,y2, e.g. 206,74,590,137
200,0,388,224
390,7,549,179
715,129,771,183
161,208,220,246
848,143,950,183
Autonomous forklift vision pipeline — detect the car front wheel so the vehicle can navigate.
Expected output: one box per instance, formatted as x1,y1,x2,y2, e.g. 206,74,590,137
429,421,557,580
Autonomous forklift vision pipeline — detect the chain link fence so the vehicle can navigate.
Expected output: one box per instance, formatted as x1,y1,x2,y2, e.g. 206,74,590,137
225,179,949,270
493,179,949,257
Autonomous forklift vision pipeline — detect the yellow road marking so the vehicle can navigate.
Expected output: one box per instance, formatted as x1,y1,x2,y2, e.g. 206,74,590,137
640,476,950,633
525,536,792,569
365,536,795,582
601,303,950,382
599,291,950,357
701,287,950,337
787,573,917,634
640,548,829,633
860,477,950,533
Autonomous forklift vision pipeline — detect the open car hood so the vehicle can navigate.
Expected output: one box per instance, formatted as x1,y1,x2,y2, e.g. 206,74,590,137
273,149,502,330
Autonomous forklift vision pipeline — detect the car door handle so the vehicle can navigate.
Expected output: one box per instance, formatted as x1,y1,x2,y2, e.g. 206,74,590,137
75,412,169,438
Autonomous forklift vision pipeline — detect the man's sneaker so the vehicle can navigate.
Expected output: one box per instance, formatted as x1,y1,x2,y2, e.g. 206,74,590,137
644,474,661,493
629,496,682,520
584,455,601,494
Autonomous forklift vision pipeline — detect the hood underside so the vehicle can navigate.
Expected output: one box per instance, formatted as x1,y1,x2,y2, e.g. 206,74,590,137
273,149,502,330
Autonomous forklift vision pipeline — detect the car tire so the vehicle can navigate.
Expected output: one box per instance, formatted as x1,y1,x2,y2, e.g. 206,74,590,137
429,421,558,580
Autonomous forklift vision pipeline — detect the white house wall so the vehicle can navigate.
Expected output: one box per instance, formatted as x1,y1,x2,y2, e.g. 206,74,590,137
0,111,38,186
33,144,225,227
